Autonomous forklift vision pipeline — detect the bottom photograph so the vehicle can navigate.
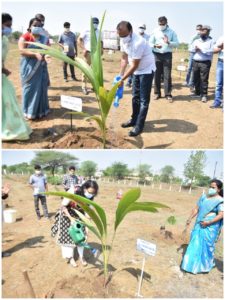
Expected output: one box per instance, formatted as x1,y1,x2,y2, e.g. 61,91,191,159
1,150,224,298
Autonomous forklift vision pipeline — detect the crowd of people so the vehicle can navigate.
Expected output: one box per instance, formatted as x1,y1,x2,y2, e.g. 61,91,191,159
1,12,223,140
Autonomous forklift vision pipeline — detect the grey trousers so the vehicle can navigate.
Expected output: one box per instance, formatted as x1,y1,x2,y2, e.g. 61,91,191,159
34,195,49,218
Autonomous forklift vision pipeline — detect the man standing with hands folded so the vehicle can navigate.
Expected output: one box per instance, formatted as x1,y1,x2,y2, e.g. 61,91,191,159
149,16,179,102
117,21,156,137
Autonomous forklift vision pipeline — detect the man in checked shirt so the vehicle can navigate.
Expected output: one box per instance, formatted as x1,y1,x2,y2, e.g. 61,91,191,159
62,166,79,191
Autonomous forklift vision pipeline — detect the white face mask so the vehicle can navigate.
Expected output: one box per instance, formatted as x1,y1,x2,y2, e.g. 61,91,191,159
196,30,201,35
65,28,70,33
35,170,41,175
93,23,98,30
139,28,145,34
84,191,95,199
121,34,132,44
159,25,167,31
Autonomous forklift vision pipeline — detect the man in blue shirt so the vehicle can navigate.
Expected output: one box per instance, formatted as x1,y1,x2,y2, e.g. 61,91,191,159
58,22,78,82
29,165,49,220
190,25,214,102
149,16,179,102
210,36,223,108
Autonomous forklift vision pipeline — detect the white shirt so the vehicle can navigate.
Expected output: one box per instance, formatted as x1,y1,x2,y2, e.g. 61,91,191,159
120,33,156,75
79,29,102,52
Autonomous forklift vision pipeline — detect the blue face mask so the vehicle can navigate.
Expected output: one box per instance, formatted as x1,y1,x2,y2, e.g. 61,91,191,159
31,27,44,36
208,188,217,197
2,27,12,36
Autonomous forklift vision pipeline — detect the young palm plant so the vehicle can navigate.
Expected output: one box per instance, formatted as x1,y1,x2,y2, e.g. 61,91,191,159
27,11,119,148
46,188,169,286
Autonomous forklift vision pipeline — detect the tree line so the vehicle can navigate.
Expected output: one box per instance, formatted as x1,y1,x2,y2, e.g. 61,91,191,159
2,151,214,187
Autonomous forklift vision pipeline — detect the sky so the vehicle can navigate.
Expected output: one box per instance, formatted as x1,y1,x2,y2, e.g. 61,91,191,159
2,150,223,179
2,0,223,43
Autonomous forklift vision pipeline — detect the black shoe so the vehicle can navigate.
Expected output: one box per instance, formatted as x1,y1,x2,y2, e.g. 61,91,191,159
129,127,142,137
64,78,68,82
210,105,221,109
121,120,135,128
72,77,79,81
2,251,11,257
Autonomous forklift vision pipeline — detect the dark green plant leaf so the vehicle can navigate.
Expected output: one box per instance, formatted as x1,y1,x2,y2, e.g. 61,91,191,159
114,188,141,230
45,191,107,236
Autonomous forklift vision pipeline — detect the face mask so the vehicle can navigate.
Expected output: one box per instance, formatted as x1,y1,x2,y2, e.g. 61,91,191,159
196,30,201,35
93,23,98,30
121,34,132,44
208,188,217,197
2,27,12,36
64,28,70,33
200,34,208,40
84,191,95,199
159,25,167,31
41,21,45,27
69,171,75,175
35,170,41,175
139,28,145,34
31,27,44,36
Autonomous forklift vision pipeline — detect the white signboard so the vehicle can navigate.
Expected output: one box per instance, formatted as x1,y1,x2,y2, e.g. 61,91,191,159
61,95,82,112
137,239,156,256
177,65,186,72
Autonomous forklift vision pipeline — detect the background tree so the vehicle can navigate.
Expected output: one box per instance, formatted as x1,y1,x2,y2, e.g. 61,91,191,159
104,162,129,180
137,163,152,182
183,151,207,187
79,160,98,178
31,151,78,176
160,165,175,183
196,175,211,187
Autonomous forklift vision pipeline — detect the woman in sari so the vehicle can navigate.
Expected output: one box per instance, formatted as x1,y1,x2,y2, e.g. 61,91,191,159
181,179,223,274
18,17,49,120
2,13,32,141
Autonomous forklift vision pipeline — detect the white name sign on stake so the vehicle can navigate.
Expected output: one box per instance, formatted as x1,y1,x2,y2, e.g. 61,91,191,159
61,95,82,112
177,65,186,72
136,239,156,298
137,239,156,256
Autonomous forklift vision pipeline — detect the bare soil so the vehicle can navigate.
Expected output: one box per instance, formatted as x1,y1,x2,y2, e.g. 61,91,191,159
2,175,223,298
2,44,223,149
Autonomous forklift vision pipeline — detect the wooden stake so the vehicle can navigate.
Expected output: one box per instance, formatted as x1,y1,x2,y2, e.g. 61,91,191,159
22,270,36,298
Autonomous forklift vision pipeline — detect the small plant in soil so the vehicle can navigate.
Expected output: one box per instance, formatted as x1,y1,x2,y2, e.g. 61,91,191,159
46,188,169,287
27,11,119,148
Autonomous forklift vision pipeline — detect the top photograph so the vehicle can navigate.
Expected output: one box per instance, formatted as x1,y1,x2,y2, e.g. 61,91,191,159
2,1,223,149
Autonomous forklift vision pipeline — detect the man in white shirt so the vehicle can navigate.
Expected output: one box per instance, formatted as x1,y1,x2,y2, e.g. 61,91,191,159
78,17,103,95
117,21,156,136
126,24,150,88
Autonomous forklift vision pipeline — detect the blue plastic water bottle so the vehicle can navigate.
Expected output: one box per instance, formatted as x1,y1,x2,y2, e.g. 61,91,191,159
113,75,124,108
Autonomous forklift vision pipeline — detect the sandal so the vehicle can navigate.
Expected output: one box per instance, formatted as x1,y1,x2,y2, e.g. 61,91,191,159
69,258,78,267
80,258,87,266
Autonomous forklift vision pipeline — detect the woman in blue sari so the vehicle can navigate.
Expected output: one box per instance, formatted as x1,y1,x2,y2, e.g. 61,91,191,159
181,179,223,274
18,18,49,120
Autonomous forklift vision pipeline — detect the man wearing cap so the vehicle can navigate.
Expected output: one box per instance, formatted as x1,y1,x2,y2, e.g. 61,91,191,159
126,24,150,88
117,21,156,137
190,25,214,102
185,24,202,89
138,24,150,42
149,16,179,102
29,165,49,220
78,17,103,95
210,36,223,108
58,22,78,82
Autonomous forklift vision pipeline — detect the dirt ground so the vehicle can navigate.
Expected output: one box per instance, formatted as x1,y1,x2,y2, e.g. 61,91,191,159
2,44,223,149
2,175,223,298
